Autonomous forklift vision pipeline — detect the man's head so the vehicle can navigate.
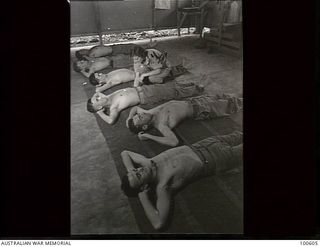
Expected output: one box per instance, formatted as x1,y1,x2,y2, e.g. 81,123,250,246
75,50,84,60
87,92,108,113
121,167,153,197
75,49,89,60
127,112,153,134
89,73,99,86
73,60,89,73
131,45,147,61
89,73,107,86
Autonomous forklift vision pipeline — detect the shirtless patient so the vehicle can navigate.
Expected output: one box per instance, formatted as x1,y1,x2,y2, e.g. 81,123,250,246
73,43,154,78
75,42,157,60
87,81,203,125
120,131,243,230
89,63,148,92
89,69,136,93
126,94,243,146
73,56,113,78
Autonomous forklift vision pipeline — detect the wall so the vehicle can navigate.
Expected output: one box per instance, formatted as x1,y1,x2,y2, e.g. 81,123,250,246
154,0,178,29
70,0,225,37
98,0,153,33
71,1,98,36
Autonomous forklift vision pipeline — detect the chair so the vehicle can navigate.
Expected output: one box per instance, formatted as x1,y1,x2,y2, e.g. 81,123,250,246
176,0,210,37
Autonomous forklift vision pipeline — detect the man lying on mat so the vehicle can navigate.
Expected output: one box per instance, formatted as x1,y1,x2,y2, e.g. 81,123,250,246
131,45,187,87
86,81,204,125
126,94,243,147
75,41,157,60
89,63,189,93
73,56,113,78
120,131,243,230
73,42,157,78
90,69,137,93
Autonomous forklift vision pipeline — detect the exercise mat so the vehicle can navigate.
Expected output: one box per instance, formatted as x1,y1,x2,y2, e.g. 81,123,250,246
83,80,243,233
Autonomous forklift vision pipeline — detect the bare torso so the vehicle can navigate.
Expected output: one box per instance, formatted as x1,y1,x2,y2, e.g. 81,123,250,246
89,45,113,57
89,57,112,71
108,87,140,111
107,69,135,83
152,146,203,191
153,101,193,129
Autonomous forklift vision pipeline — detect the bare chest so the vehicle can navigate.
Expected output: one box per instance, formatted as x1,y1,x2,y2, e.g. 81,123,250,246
156,103,191,128
113,89,139,109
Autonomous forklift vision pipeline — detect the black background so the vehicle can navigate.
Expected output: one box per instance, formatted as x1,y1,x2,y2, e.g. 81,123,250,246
0,0,318,239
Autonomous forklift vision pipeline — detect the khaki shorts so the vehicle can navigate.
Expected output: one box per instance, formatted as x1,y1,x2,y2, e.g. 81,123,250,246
190,131,243,175
186,94,243,120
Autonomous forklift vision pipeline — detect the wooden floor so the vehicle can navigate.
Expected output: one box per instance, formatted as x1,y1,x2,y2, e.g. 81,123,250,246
70,35,243,234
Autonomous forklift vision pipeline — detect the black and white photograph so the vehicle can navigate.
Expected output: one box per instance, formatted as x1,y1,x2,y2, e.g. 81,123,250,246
71,0,243,234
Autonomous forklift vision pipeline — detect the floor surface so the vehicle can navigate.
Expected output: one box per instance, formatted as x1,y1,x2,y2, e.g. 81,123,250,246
70,35,242,234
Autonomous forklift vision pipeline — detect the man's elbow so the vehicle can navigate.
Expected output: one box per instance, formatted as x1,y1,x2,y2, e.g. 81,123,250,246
120,150,128,157
168,138,179,147
103,116,116,125
152,220,165,231
107,119,116,125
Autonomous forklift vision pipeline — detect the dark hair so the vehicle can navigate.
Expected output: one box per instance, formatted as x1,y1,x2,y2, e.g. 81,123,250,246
128,118,143,134
73,61,81,73
121,175,140,197
87,98,96,113
75,50,84,60
131,45,147,60
89,73,99,86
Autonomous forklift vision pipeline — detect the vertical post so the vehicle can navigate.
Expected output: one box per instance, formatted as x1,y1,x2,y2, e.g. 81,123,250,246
152,0,156,31
94,1,103,45
176,0,181,36
218,3,224,47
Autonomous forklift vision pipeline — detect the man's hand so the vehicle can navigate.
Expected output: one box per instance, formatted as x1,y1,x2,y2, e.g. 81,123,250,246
96,107,104,114
138,132,149,141
139,74,145,82
95,87,102,93
139,184,150,194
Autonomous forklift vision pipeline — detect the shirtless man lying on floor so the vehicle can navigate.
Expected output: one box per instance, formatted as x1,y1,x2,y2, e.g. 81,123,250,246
90,69,136,93
73,42,157,78
86,81,204,125
75,42,157,60
73,56,113,78
89,63,188,93
126,94,243,146
120,131,243,230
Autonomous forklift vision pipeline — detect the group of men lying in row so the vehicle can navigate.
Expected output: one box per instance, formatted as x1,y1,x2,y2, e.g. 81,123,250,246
73,42,243,230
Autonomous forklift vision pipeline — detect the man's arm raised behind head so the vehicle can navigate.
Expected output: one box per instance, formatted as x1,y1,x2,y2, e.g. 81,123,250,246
126,106,148,128
138,185,171,231
96,107,119,125
81,68,92,78
138,124,179,147
120,150,151,171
